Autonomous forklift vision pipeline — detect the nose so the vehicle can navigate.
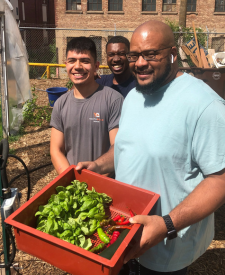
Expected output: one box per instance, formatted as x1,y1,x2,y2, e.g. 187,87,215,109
74,60,82,69
112,54,120,62
135,55,148,68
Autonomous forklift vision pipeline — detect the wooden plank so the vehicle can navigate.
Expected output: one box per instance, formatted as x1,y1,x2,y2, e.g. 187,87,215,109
200,48,210,68
207,54,215,68
181,45,199,67
192,22,203,68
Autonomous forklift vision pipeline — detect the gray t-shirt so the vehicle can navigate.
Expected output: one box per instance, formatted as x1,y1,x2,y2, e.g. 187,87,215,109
50,85,124,165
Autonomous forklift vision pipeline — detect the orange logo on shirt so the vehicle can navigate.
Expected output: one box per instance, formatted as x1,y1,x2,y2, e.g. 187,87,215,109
94,112,100,118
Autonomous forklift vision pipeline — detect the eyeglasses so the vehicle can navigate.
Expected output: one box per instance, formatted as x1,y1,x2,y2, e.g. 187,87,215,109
126,46,172,62
107,52,127,58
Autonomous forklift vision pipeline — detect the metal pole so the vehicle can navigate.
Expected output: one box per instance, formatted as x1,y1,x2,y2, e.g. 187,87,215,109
0,165,10,275
0,13,9,138
206,26,209,51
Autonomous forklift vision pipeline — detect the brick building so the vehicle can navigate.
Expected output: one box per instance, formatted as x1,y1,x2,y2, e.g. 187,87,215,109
54,0,225,66
55,0,225,31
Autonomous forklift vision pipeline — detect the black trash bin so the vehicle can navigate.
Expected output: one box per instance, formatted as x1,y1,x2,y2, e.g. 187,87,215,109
179,67,225,99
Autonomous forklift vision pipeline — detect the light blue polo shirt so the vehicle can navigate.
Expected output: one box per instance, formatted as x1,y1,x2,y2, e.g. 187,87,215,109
114,73,225,272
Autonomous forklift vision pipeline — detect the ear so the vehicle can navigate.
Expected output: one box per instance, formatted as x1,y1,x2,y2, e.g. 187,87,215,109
95,61,100,71
171,47,178,62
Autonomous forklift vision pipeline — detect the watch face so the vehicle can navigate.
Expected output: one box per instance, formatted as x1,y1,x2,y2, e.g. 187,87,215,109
168,229,177,240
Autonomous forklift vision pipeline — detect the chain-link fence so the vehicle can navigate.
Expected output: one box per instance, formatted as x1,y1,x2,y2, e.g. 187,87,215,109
19,27,225,79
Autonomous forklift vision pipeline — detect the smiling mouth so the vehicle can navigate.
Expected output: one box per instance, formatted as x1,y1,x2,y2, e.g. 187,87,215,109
72,73,87,79
112,65,123,70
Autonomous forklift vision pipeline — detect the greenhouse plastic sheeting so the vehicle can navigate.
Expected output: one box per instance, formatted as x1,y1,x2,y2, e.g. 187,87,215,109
0,0,31,134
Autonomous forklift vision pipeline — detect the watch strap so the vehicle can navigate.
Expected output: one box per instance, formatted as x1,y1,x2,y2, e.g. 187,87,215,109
162,214,177,240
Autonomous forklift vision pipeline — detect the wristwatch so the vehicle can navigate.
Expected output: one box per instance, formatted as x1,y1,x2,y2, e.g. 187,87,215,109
162,214,177,240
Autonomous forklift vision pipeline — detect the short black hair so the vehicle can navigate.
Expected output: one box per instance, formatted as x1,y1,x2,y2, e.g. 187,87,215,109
66,37,97,62
106,36,130,51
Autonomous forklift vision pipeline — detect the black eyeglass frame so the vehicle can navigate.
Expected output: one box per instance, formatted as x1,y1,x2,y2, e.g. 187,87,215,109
126,46,173,62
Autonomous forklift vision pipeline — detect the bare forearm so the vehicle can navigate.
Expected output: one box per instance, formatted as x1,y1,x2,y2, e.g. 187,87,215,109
170,175,225,231
51,151,70,174
94,145,115,174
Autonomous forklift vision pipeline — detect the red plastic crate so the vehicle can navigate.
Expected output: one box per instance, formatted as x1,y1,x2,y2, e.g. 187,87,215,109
5,165,160,275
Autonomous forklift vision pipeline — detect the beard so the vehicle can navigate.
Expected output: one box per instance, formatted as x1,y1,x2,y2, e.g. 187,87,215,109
135,60,171,96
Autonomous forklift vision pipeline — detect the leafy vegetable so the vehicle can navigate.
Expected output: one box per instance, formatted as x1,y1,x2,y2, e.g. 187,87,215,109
35,180,112,251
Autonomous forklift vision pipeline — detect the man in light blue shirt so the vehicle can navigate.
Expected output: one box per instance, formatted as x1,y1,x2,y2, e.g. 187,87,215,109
76,20,225,275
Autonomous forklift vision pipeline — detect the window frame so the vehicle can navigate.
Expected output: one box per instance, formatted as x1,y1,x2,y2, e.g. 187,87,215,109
142,0,156,11
88,0,102,11
187,0,196,12
108,0,123,11
215,0,225,12
66,0,82,11
162,0,176,12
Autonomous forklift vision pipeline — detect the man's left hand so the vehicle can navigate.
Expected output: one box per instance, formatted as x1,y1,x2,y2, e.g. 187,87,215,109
124,215,167,263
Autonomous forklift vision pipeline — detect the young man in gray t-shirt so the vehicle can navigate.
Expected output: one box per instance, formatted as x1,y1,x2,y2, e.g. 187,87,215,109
50,37,124,174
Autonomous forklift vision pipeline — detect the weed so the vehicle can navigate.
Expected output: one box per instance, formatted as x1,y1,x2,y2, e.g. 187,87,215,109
23,93,52,127
66,80,73,90
9,148,16,155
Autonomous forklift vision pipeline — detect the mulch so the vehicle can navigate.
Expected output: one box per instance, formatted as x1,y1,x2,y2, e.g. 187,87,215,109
0,79,225,274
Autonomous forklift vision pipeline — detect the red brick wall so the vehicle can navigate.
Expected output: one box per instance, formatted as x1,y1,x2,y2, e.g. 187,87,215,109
54,0,225,32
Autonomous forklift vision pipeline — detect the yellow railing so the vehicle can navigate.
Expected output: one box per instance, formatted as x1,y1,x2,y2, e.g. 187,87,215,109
28,63,109,79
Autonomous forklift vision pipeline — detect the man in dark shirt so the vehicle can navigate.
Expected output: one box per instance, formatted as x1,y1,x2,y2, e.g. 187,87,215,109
96,36,136,98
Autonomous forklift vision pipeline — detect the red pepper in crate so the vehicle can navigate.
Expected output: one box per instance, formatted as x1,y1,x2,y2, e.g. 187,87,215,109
116,220,130,225
113,215,121,221
107,231,120,247
118,216,125,223
107,225,132,234
129,208,135,217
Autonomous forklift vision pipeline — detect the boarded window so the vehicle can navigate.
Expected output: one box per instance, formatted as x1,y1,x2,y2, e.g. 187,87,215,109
187,0,196,11
162,0,176,12
212,37,225,52
67,0,81,10
142,0,156,11
42,4,47,22
88,0,102,11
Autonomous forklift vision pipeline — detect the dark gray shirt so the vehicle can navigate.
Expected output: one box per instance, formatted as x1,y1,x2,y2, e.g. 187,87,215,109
50,85,124,165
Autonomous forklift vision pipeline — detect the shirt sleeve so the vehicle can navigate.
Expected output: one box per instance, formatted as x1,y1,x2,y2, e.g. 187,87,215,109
192,99,225,175
108,97,124,131
50,99,64,133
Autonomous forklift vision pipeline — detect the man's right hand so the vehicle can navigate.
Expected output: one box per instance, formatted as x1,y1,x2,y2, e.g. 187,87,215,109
75,161,101,174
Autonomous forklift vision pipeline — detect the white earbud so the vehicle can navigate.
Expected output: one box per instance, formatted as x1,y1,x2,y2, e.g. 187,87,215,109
171,54,174,64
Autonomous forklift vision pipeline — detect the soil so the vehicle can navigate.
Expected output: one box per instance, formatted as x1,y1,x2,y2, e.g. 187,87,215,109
0,78,225,275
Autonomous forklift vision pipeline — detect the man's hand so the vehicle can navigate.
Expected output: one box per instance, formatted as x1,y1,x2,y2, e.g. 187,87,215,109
75,161,101,174
124,215,167,264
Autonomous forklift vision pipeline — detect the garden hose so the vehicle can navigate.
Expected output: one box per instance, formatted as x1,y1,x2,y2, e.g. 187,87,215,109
8,160,52,201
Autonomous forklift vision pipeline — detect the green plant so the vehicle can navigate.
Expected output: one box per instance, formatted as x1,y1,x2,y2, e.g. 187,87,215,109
165,19,207,67
66,79,73,90
23,93,52,127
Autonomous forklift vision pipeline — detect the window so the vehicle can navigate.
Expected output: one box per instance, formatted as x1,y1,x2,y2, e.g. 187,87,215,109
142,0,156,11
212,37,225,52
187,0,196,11
215,0,225,11
22,2,25,21
42,4,47,22
162,0,176,12
66,0,81,10
108,0,122,11
88,0,102,11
